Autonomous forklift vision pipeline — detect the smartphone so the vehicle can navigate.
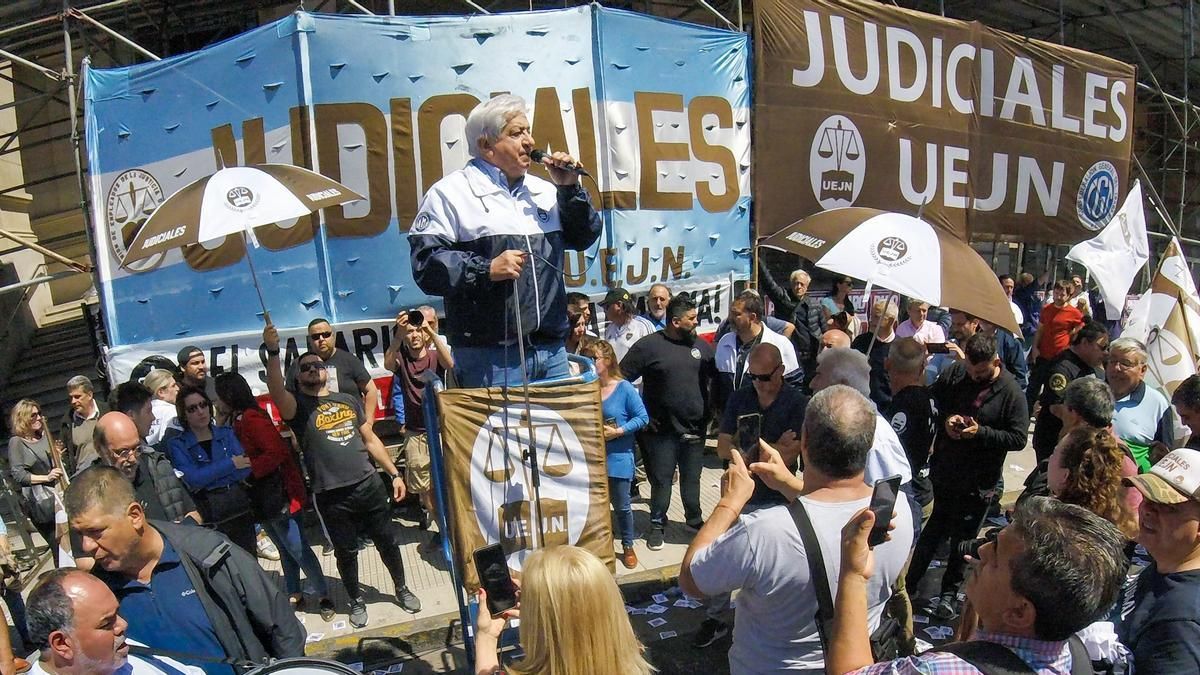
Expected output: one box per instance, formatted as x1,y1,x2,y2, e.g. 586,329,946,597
473,544,518,617
736,413,762,464
926,342,950,354
868,474,903,547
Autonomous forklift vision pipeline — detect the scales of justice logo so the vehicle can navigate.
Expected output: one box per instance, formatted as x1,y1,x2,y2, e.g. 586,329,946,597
105,169,166,272
469,403,591,570
810,115,866,209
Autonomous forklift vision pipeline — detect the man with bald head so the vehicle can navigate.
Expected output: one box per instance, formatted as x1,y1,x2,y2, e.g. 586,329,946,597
694,343,811,648
820,328,851,353
93,413,199,526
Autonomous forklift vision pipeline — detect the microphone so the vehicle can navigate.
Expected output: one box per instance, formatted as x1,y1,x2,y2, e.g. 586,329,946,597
530,149,589,177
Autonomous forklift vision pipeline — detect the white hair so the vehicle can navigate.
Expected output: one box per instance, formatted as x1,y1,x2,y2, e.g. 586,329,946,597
815,348,871,398
789,269,811,284
465,94,527,159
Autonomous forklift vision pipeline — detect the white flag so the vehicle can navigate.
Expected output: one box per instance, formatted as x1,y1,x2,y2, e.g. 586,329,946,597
1066,181,1149,317
1122,237,1200,397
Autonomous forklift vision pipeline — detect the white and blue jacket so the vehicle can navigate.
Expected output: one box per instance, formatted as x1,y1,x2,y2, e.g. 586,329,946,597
408,159,601,347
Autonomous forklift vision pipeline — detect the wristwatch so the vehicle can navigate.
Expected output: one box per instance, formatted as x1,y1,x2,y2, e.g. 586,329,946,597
390,473,402,481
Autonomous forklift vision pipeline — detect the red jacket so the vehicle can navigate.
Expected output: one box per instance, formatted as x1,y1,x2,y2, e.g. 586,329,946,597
232,407,307,514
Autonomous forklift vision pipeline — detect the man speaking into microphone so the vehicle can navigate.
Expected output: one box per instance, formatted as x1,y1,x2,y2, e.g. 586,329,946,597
409,94,602,388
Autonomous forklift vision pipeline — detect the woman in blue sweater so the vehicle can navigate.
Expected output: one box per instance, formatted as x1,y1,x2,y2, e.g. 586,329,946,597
582,340,648,569
168,384,255,554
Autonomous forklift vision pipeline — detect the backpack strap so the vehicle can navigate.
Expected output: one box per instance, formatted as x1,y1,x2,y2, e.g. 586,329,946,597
787,500,835,648
934,641,1037,675
1067,634,1095,675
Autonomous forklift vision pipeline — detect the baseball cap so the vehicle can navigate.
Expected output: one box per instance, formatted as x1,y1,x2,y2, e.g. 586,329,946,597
602,288,632,307
177,346,203,367
1124,448,1200,505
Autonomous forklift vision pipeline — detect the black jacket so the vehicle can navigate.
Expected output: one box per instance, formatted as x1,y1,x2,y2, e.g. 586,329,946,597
139,449,197,522
98,520,305,668
758,267,822,363
929,361,1029,492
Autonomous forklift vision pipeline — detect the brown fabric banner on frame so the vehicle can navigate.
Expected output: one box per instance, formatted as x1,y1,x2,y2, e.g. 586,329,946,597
754,0,1136,244
438,379,614,591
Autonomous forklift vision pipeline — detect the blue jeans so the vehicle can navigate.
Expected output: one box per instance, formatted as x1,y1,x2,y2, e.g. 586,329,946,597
454,341,569,388
608,477,635,547
262,513,328,596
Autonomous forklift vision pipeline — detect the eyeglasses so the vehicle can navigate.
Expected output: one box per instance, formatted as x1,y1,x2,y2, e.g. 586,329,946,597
185,402,208,414
110,445,140,459
299,362,326,373
746,365,781,382
1107,358,1142,370
309,331,333,340
29,412,41,420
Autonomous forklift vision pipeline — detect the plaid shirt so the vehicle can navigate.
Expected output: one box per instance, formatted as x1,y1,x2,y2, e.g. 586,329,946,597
851,631,1074,674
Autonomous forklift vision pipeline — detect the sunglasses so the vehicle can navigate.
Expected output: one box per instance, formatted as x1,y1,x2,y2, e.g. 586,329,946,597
746,365,781,382
185,402,208,414
30,412,41,420
299,362,326,373
309,331,333,340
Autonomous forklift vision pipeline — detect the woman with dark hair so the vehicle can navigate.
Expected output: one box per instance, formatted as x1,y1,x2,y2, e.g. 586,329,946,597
214,372,333,618
820,276,858,335
167,384,256,554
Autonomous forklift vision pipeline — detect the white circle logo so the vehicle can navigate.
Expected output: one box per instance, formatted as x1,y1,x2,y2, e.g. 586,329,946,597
810,115,866,210
105,169,166,272
890,412,908,434
1076,161,1119,231
469,404,589,571
225,186,256,210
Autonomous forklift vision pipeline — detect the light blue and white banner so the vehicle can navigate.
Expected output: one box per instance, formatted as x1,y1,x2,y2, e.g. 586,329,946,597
85,6,751,368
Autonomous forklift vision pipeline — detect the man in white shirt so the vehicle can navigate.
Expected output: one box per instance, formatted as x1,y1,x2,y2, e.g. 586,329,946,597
1070,274,1093,318
999,274,1024,332
601,288,657,363
680,385,913,673
894,299,946,346
716,291,802,398
25,569,204,675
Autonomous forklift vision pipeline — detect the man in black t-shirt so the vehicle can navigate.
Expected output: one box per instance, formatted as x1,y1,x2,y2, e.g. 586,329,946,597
883,338,936,515
285,318,390,470
265,324,420,629
621,294,717,551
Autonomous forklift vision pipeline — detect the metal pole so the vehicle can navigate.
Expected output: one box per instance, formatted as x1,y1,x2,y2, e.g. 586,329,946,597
62,1,98,288
341,0,375,15
0,48,61,81
461,0,491,14
695,0,737,30
0,229,91,272
1133,155,1183,237
1181,0,1192,230
508,280,544,550
68,9,161,60
0,270,84,295
1102,0,1186,136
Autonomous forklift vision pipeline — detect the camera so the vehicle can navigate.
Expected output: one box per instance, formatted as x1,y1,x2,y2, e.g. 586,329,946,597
407,309,424,327
957,527,1001,559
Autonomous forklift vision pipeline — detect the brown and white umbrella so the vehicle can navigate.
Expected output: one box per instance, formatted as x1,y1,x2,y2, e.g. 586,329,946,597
760,207,1020,335
121,164,362,321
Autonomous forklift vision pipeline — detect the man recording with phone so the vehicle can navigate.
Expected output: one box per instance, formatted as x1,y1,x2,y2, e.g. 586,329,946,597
692,343,810,649
680,385,913,672
905,332,1029,621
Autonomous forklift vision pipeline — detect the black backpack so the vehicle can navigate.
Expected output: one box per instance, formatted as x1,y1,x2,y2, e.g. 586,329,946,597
934,635,1094,675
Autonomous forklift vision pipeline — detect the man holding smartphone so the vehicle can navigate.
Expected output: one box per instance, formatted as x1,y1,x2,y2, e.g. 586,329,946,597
905,332,1028,621
694,343,809,648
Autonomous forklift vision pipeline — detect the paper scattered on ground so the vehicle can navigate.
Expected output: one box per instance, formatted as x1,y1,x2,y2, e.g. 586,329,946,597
659,631,678,640
912,615,930,624
646,604,668,614
653,593,668,604
348,663,363,672
306,632,325,643
332,620,348,631
914,638,935,653
648,617,667,627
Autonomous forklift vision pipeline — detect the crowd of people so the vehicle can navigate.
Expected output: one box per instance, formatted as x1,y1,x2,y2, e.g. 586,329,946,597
0,93,1196,675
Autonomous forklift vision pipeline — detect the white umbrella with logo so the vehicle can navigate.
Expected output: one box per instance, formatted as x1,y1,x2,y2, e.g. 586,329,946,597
760,207,1020,335
121,164,363,322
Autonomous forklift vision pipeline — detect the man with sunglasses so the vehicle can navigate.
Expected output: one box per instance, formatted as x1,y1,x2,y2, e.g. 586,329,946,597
694,342,809,649
264,324,420,628
715,291,802,413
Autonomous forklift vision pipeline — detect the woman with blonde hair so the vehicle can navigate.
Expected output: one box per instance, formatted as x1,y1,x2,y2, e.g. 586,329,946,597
579,340,648,568
474,545,654,675
7,399,64,554
1048,425,1139,539
142,368,179,446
